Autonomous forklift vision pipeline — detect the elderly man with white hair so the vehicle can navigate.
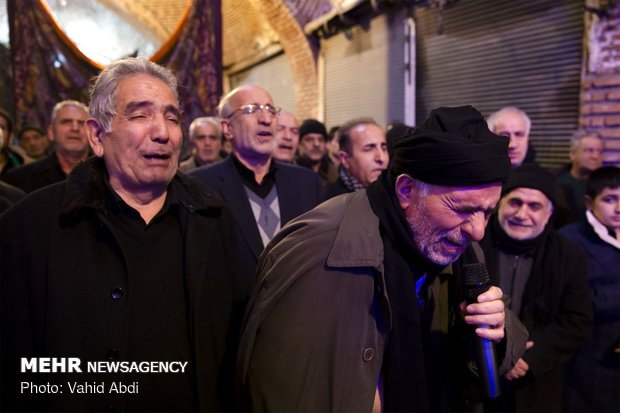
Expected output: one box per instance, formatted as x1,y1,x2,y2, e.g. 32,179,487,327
487,106,534,168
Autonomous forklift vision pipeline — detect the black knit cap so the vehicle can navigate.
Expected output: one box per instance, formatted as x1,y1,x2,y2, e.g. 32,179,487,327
390,105,511,186
501,163,556,204
299,119,327,139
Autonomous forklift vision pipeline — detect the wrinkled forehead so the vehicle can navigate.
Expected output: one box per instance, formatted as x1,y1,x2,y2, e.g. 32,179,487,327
195,122,218,135
55,105,88,121
579,135,604,149
437,182,503,208
352,123,385,141
278,111,298,127
496,112,526,129
230,87,273,108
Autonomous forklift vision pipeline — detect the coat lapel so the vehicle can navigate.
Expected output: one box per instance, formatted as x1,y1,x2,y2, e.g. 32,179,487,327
217,158,263,260
275,166,299,225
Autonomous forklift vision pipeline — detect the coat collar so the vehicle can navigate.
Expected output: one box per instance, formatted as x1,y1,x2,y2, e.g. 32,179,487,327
326,190,384,270
61,156,225,219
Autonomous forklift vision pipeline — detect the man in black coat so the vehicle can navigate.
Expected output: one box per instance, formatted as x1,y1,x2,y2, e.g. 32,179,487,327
479,164,592,412
1,58,244,412
190,85,323,294
2,100,90,193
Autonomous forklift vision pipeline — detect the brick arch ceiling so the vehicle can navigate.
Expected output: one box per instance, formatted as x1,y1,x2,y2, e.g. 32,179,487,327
104,0,319,119
245,0,318,119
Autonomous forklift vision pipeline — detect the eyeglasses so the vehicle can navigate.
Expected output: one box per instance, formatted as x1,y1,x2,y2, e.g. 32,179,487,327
226,103,281,118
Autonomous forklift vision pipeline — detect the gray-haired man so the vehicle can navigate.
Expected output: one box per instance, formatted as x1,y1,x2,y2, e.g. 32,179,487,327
1,57,243,412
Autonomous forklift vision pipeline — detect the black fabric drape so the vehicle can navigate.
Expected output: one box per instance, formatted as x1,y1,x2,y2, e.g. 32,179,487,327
7,0,222,134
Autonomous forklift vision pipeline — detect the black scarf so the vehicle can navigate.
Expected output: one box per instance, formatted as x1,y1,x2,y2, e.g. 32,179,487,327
481,215,563,325
366,172,444,412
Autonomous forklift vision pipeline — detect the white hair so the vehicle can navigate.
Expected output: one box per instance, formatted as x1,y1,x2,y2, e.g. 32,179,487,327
487,107,531,135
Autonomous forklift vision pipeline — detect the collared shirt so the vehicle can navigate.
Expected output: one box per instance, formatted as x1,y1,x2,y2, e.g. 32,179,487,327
104,181,194,411
232,153,277,198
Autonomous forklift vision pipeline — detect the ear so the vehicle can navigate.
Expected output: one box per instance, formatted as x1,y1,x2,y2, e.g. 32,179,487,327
86,119,104,158
339,151,350,169
569,147,577,162
47,124,55,142
544,204,554,224
584,195,593,211
220,119,234,141
394,174,416,209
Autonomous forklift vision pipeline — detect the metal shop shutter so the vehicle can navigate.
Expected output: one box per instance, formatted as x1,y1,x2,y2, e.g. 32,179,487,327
322,9,406,130
415,0,583,168
229,52,296,115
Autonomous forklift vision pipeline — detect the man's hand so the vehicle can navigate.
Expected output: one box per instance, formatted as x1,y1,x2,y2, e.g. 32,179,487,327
461,286,505,342
504,341,534,380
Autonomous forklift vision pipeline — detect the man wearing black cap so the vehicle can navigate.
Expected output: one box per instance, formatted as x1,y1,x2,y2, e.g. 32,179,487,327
237,106,528,412
478,164,592,413
296,118,338,183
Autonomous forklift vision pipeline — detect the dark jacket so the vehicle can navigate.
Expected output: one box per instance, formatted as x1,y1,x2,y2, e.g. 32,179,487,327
190,156,323,295
1,151,66,193
0,180,25,212
480,226,592,412
560,218,620,413
0,146,24,176
238,190,526,412
1,157,245,412
324,176,350,200
553,165,586,228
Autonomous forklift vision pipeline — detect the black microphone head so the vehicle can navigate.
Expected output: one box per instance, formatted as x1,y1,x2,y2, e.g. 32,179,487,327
461,263,491,303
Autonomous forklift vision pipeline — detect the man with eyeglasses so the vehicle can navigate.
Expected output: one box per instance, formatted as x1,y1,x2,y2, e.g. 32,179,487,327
190,85,323,294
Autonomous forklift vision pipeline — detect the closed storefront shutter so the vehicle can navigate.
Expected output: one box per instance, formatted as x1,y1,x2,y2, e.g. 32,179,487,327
229,52,297,115
414,0,583,167
321,9,406,129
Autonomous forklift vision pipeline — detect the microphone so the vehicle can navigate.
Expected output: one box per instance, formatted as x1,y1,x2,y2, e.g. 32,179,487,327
461,263,501,398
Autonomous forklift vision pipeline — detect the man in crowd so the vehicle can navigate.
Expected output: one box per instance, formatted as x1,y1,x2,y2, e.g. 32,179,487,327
2,100,90,192
478,163,592,412
296,118,338,183
0,108,23,176
1,58,243,412
0,127,25,212
238,106,527,412
325,117,389,199
178,116,222,172
487,106,534,168
17,125,50,162
272,109,299,163
555,129,605,227
191,85,323,294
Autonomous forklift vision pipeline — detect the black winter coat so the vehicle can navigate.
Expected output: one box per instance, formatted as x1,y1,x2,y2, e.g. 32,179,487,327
1,157,246,412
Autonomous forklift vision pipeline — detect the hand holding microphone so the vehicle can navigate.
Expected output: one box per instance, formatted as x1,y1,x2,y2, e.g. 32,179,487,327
461,263,504,398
